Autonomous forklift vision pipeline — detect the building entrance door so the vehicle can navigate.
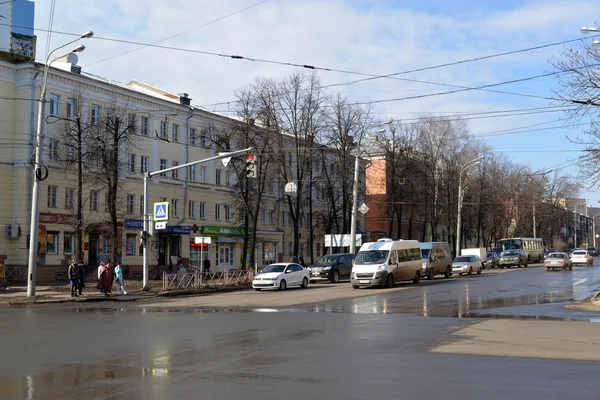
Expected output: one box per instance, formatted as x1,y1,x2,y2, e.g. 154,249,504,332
218,244,234,270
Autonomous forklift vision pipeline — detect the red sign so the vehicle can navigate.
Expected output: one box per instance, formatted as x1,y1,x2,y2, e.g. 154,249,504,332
39,213,74,225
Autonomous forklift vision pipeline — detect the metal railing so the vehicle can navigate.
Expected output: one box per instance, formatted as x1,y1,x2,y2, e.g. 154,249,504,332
4,266,27,283
162,269,254,291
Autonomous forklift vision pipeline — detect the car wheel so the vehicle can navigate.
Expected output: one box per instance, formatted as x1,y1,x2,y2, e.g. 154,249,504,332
468,267,473,276
301,277,309,288
569,265,573,271
385,274,394,288
352,285,360,289
500,266,504,269
524,262,528,268
546,267,550,271
517,261,521,268
331,270,340,283
477,266,482,275
428,268,435,280
444,266,451,278
278,280,287,291
459,273,463,276
413,271,420,284
254,288,261,291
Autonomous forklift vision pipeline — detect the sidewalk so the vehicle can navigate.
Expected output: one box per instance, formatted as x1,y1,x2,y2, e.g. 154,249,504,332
0,279,162,307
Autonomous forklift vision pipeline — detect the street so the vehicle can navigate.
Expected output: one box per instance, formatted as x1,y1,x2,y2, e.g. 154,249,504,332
1,263,600,399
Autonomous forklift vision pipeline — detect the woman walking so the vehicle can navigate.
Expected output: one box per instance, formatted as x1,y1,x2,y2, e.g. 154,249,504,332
99,263,112,296
114,263,127,295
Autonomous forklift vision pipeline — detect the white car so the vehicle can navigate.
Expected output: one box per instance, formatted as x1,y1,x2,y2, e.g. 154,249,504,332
252,263,310,291
570,250,593,266
452,255,483,276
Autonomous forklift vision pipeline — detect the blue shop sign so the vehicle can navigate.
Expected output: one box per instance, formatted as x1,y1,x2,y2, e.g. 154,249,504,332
125,219,144,230
166,226,191,235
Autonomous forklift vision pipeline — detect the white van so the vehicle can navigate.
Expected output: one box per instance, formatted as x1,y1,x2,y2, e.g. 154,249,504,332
420,242,453,280
351,239,422,289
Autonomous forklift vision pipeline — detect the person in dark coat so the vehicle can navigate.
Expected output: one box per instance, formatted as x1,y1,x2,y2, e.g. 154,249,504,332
68,260,79,297
203,258,211,273
99,263,113,296
77,262,85,295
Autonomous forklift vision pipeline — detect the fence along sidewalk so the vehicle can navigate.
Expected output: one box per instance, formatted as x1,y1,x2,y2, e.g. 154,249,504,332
162,269,254,291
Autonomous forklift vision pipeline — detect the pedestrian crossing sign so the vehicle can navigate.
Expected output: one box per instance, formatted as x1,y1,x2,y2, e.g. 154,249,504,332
154,202,169,221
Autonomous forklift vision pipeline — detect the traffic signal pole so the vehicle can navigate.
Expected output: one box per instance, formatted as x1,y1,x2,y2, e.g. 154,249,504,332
142,148,251,291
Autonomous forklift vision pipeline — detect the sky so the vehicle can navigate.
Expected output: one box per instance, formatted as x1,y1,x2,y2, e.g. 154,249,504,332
31,0,600,206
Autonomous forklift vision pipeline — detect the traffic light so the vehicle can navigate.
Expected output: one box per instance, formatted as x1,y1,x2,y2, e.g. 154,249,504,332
246,154,257,178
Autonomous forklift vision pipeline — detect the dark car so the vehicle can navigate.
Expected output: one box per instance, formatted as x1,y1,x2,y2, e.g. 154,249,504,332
308,253,355,283
587,247,597,257
483,252,500,268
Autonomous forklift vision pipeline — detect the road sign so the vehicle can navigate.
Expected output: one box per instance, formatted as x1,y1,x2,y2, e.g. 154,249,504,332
154,202,169,221
194,236,212,245
155,221,167,230
358,203,369,214
219,153,232,168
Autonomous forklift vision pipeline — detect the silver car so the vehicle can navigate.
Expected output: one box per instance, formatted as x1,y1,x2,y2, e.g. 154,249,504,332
499,250,528,268
451,255,483,276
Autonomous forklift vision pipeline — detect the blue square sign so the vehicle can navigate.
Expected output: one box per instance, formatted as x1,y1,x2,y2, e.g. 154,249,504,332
154,202,169,221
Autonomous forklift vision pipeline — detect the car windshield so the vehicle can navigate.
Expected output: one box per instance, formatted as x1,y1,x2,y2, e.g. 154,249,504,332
316,255,338,264
454,256,470,262
421,249,431,259
501,251,518,256
261,264,286,273
487,253,495,258
548,253,565,259
356,250,389,264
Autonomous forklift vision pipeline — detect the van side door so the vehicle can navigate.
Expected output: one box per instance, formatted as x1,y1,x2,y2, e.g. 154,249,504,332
388,250,398,283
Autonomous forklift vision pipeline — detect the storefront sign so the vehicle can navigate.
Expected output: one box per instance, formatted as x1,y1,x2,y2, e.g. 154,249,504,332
166,226,191,235
201,225,249,236
39,213,74,225
125,219,144,230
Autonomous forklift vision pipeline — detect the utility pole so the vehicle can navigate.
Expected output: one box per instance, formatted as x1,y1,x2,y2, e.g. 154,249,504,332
455,156,483,257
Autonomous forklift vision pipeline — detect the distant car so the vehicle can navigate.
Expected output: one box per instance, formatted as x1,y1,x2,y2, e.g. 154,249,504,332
451,255,483,276
570,250,593,266
587,247,598,257
307,253,355,283
544,252,573,271
499,250,528,268
483,252,500,268
252,263,310,291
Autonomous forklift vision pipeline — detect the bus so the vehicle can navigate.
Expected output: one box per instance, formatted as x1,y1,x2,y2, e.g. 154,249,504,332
499,238,544,263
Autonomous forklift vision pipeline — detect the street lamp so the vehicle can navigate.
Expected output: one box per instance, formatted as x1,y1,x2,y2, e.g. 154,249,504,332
455,155,484,256
525,170,552,238
592,212,600,248
580,26,600,46
26,31,94,297
349,137,364,255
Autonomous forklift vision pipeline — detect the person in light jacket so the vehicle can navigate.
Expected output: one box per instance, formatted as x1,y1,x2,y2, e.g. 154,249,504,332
114,263,127,295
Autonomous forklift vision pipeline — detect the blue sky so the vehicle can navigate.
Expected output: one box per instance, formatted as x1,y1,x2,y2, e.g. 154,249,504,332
31,0,600,205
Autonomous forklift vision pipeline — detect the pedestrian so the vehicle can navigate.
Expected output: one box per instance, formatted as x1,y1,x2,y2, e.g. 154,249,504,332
299,256,305,267
99,262,112,296
77,261,86,295
97,261,105,294
114,263,127,295
203,257,211,273
68,259,79,297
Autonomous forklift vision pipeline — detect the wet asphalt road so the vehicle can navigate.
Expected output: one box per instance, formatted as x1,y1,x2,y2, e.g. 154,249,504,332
1,263,600,399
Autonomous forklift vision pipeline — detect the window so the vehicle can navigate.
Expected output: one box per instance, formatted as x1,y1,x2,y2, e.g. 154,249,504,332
105,192,110,212
160,159,167,177
63,233,74,255
288,242,293,257
269,211,274,224
141,116,149,136
65,187,74,210
268,182,274,194
90,190,99,211
172,199,179,217
215,204,221,220
65,145,75,162
90,104,100,125
67,98,76,119
141,156,148,174
160,120,168,139
47,186,57,208
189,165,196,182
199,202,206,219
140,195,144,215
262,209,267,224
48,139,59,161
200,128,208,148
239,207,246,223
128,153,136,173
107,108,115,126
128,113,137,133
190,128,196,145
199,166,207,183
288,154,293,167
282,211,287,226
189,201,196,218
225,171,232,187
49,94,60,116
172,161,179,179
215,169,222,185
46,231,59,255
225,205,231,221
127,194,135,214
172,123,179,142
126,234,137,256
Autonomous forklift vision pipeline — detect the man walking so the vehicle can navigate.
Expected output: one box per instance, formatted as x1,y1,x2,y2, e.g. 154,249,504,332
68,259,80,298
77,261,86,296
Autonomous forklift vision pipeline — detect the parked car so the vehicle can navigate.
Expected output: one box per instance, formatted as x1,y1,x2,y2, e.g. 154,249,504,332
570,250,593,266
252,263,310,291
420,242,453,279
499,250,528,268
544,252,573,271
483,252,500,268
587,247,598,257
307,253,355,283
451,255,483,276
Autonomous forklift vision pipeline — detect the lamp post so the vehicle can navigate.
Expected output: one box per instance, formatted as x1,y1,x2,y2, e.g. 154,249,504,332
349,137,362,255
573,199,587,248
26,31,93,297
525,170,552,238
592,212,600,249
455,155,484,256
